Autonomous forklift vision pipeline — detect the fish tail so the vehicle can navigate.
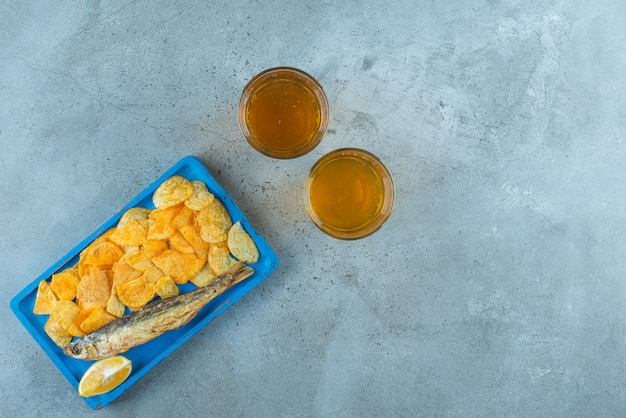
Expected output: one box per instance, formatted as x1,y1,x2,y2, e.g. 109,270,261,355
223,261,255,287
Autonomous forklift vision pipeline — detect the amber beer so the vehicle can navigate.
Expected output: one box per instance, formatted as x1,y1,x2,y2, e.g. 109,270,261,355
238,67,329,159
305,148,395,240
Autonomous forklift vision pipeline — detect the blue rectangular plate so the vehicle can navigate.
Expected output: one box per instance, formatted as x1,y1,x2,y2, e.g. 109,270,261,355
10,155,279,409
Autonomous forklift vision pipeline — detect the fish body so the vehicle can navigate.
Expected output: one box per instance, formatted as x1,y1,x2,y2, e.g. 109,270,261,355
64,262,253,360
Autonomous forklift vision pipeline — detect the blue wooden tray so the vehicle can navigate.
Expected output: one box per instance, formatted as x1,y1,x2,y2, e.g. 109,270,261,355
10,156,279,409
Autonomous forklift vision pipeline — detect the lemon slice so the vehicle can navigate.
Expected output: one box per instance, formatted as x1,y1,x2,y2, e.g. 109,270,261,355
78,356,132,397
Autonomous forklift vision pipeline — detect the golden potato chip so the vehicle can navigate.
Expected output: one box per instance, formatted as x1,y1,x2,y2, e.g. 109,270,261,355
227,221,259,263
80,306,117,333
116,277,156,311
147,204,183,240
120,239,168,272
44,300,80,346
78,228,116,258
44,317,72,347
118,248,149,272
81,240,124,268
106,294,126,318
67,325,84,338
80,228,116,255
208,246,237,276
184,180,215,211
50,300,81,330
153,175,194,209
139,265,165,284
154,275,179,299
118,207,151,228
33,280,59,315
109,219,149,247
151,249,205,284
169,231,196,254
189,264,217,287
76,263,90,280
121,245,140,254
142,239,170,256
179,224,210,259
111,261,142,289
74,232,116,277
117,247,143,270
68,308,93,337
127,251,162,272
49,268,80,301
196,199,231,243
171,206,195,230
74,227,116,277
76,268,112,311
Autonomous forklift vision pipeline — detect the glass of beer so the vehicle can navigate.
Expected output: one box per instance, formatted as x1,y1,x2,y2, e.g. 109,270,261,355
238,67,329,159
304,148,395,240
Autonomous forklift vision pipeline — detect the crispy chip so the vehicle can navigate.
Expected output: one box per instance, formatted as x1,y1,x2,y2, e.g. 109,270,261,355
49,268,80,301
76,268,112,311
179,224,210,259
184,180,215,211
67,325,84,338
33,280,59,315
76,261,92,278
109,219,149,247
106,294,126,318
171,206,195,230
154,275,179,299
151,249,205,284
121,245,140,254
118,207,151,228
111,261,142,289
50,300,81,330
44,300,81,347
125,256,154,273
68,308,93,337
208,246,237,276
44,318,72,347
147,204,183,240
76,230,117,276
196,199,231,244
118,248,149,272
80,228,116,257
142,239,170,257
81,240,124,268
121,239,168,272
169,231,196,254
80,306,117,333
189,264,218,287
153,175,194,209
139,265,165,283
116,277,155,311
227,221,259,263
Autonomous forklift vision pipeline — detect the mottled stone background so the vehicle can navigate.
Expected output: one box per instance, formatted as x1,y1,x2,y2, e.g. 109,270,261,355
2,1,626,416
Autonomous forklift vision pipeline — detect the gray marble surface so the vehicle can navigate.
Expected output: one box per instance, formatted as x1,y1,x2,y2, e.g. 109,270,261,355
2,1,626,416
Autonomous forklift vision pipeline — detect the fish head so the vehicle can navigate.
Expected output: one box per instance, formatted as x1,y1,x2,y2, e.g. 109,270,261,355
63,339,99,360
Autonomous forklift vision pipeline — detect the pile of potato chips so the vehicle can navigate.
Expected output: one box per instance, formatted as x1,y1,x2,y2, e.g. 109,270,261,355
33,175,259,348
